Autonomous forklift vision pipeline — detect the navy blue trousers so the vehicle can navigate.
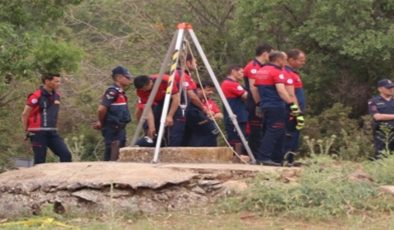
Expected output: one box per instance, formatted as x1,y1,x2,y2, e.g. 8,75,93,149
246,99,263,153
256,107,286,162
283,113,300,162
102,126,126,161
30,131,72,164
156,106,186,147
183,105,218,146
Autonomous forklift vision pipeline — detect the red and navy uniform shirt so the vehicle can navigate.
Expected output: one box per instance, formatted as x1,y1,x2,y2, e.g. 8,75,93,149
282,68,295,87
243,58,264,93
174,69,197,91
136,74,179,106
221,78,248,123
101,85,131,126
203,98,221,114
284,65,305,111
368,96,394,128
254,63,287,109
26,87,60,131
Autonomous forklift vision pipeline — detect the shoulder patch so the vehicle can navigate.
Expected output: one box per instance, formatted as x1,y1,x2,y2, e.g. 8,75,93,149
31,98,38,104
236,85,244,91
287,79,294,84
279,74,285,79
251,69,257,74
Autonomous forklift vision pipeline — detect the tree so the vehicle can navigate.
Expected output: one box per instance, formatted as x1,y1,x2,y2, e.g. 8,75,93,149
0,0,83,157
234,0,394,115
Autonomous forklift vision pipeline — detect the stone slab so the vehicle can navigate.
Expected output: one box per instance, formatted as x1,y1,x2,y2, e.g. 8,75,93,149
0,162,198,192
119,146,234,163
0,162,301,218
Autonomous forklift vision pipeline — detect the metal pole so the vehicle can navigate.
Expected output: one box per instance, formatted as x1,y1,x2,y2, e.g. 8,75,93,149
130,31,178,146
152,23,187,163
187,28,257,164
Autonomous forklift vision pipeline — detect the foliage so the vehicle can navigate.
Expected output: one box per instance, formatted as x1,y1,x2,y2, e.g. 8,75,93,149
234,0,394,115
302,103,374,161
365,154,394,185
0,1,84,168
220,156,394,220
1,0,394,164
64,126,104,161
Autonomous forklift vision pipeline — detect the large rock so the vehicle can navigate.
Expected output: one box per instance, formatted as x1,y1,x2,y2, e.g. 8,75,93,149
0,162,300,218
119,147,234,163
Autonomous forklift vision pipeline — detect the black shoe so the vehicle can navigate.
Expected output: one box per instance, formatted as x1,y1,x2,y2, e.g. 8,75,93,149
258,160,281,167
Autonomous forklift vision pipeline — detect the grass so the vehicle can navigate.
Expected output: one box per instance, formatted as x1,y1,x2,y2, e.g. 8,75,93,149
1,155,394,229
219,155,394,220
364,154,394,185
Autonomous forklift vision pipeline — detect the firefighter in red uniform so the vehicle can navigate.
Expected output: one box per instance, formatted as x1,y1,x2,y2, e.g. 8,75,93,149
175,54,218,146
221,65,249,157
133,74,180,146
254,51,298,166
283,49,306,164
21,73,72,164
93,66,133,161
196,81,223,120
243,44,273,154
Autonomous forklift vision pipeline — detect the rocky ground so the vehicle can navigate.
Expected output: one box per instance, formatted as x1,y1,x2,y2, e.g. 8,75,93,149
0,162,300,219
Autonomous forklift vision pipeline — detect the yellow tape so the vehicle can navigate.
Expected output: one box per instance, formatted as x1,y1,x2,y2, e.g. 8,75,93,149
170,63,177,71
172,51,179,60
0,217,79,229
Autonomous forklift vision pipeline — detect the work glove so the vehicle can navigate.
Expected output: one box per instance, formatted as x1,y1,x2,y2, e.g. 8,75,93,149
289,103,301,116
296,115,305,130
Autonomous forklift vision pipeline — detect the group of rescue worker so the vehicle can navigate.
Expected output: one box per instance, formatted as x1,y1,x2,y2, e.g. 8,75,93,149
22,41,393,165
95,44,308,166
21,44,308,166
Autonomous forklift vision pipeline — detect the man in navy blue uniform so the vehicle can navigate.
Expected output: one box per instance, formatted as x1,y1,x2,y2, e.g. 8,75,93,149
243,44,273,154
254,51,297,166
21,73,72,164
221,65,248,157
368,79,394,159
283,49,306,164
93,66,133,161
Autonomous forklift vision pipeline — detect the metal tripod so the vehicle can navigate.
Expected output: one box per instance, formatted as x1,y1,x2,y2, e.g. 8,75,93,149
130,23,256,164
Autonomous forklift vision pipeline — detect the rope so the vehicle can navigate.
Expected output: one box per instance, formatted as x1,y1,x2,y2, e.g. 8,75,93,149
184,39,249,164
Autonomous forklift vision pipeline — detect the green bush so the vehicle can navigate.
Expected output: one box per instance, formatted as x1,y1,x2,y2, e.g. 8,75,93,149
220,156,394,220
364,155,394,185
64,125,104,161
302,103,374,161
